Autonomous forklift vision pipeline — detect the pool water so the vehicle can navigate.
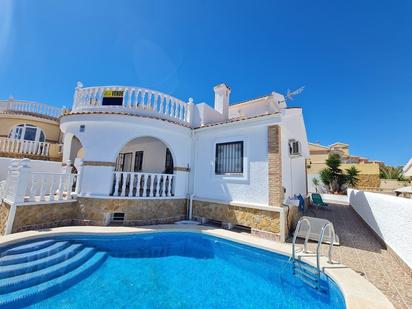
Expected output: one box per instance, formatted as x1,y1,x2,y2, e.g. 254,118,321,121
15,233,345,308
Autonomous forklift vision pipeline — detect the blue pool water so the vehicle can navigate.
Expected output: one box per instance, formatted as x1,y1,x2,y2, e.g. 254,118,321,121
1,232,345,308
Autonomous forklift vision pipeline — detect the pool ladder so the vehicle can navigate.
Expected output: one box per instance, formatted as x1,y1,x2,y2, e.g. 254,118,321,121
291,216,336,290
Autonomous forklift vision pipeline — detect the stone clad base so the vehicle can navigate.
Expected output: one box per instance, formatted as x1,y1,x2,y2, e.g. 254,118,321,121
192,200,282,240
76,198,187,226
0,202,11,235
1,198,287,242
11,201,78,233
0,198,187,234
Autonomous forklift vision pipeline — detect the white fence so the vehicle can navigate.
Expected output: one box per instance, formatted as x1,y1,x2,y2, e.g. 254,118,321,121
0,137,55,156
348,189,412,270
112,172,175,198
0,99,63,118
72,85,193,125
2,159,77,204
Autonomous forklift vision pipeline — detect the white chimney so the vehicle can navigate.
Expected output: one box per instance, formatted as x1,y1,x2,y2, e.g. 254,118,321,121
213,83,231,119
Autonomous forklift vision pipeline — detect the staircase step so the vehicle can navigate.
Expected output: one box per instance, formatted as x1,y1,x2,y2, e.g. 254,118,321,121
0,252,108,308
1,240,56,257
295,261,319,275
295,267,318,281
0,242,70,266
0,247,96,294
0,244,84,279
295,272,319,289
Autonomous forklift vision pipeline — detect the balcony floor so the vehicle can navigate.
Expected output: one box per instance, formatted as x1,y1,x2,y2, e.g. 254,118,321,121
292,203,412,309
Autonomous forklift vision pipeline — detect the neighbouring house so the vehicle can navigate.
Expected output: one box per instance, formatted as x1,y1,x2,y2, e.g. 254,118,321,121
307,142,382,192
0,82,309,241
0,98,64,162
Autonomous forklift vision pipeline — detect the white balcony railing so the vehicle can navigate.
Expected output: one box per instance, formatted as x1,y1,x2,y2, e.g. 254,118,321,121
0,137,58,157
0,99,64,118
3,159,77,205
27,172,77,203
112,171,175,198
72,85,193,126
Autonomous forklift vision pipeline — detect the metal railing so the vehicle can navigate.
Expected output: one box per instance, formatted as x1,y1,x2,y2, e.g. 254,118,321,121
292,216,336,290
112,171,175,198
72,85,193,125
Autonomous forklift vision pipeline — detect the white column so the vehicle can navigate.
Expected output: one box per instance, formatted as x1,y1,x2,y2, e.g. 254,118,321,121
74,159,84,196
186,98,194,125
4,159,32,235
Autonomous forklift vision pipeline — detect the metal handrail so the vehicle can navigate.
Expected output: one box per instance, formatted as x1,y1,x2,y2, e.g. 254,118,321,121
317,222,335,265
292,217,311,272
292,217,336,290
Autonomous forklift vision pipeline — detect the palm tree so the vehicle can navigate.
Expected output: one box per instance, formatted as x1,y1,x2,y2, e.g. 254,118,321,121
379,165,407,181
345,166,360,188
321,154,345,192
312,177,320,192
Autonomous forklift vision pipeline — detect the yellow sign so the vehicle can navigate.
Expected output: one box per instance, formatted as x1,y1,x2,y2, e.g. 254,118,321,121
103,90,124,98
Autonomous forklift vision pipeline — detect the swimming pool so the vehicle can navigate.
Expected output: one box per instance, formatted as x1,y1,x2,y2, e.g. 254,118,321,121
0,232,345,308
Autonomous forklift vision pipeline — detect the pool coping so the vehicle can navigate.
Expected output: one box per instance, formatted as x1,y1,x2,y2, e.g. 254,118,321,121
0,225,394,309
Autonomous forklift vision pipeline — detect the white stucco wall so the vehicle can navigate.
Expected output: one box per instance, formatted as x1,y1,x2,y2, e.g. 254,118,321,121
120,137,168,173
281,109,309,199
0,157,62,181
193,103,225,127
193,115,283,206
348,189,412,269
228,92,284,118
60,114,192,197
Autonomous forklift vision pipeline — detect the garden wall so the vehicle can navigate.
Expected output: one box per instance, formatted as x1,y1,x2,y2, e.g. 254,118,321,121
348,189,412,273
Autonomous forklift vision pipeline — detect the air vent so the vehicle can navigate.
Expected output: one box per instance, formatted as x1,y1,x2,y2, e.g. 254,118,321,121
112,212,125,223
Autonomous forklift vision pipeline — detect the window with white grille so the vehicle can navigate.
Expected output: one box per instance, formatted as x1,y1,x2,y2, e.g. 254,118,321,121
215,141,244,175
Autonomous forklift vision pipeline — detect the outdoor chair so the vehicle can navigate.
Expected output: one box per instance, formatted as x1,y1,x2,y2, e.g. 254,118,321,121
311,193,331,210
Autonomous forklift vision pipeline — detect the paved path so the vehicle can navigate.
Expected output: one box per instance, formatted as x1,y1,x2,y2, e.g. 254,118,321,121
293,203,412,308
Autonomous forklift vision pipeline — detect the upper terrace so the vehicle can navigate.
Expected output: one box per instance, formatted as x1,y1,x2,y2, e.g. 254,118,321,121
70,82,288,128
0,98,64,161
0,98,64,119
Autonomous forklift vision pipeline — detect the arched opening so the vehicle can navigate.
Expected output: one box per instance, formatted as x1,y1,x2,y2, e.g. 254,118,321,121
112,136,175,197
9,124,45,142
69,136,84,172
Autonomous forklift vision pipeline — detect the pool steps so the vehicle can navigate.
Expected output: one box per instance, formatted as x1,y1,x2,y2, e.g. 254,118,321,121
292,216,337,291
0,239,108,308
0,240,56,257
0,242,70,266
0,244,84,279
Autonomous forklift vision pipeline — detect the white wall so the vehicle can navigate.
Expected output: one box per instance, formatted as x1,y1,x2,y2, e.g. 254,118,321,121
60,114,192,197
120,137,168,173
193,116,282,206
281,109,309,199
193,103,225,127
349,189,412,269
228,93,284,118
0,157,62,181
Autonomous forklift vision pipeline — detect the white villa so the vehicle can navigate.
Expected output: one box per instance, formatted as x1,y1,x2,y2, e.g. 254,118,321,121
0,82,309,240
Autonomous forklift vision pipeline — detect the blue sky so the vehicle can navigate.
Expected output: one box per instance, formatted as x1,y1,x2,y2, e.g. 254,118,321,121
0,0,410,166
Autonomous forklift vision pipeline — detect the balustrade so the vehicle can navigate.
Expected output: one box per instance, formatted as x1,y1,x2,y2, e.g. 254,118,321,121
112,172,175,198
73,86,192,125
28,172,77,202
0,100,63,118
0,137,56,157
